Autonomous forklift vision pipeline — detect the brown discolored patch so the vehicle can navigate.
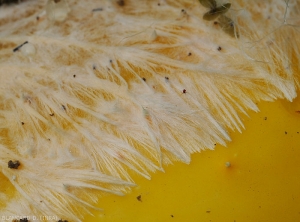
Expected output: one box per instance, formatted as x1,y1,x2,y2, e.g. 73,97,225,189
117,0,124,6
54,45,93,67
0,42,17,50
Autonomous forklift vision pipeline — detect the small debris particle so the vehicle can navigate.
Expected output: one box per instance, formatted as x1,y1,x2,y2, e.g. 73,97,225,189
20,218,29,222
183,89,186,94
264,117,267,120
109,59,113,63
13,41,28,52
21,122,25,125
8,160,20,169
73,74,76,78
225,162,231,167
217,46,222,51
285,131,287,134
165,76,169,80
142,77,146,81
171,215,174,218
21,42,36,56
188,52,192,56
50,113,54,116
57,220,68,222
214,21,219,25
206,210,211,213
36,16,40,20
62,105,66,110
117,0,124,6
218,15,239,38
92,8,103,12
93,65,96,70
137,195,142,202
54,0,61,3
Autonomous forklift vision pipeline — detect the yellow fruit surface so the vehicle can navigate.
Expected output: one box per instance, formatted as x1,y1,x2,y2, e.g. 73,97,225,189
85,98,300,222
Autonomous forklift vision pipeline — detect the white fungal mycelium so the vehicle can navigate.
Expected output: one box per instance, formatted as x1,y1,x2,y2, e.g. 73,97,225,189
0,0,299,221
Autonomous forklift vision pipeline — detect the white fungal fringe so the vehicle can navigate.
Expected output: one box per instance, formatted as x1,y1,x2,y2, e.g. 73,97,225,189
0,0,299,220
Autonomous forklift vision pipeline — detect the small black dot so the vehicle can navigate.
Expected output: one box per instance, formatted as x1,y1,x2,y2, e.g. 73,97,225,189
183,89,186,93
142,77,146,81
109,59,113,63
214,21,219,25
158,3,160,6
165,76,169,80
171,215,174,218
285,131,287,134
188,52,192,56
217,46,222,51
50,113,54,116
21,122,24,125
73,74,76,78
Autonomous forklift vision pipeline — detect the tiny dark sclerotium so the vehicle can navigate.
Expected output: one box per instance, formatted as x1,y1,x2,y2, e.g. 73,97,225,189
8,160,20,169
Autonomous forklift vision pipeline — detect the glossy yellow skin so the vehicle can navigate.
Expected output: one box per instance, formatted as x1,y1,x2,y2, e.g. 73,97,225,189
85,98,300,222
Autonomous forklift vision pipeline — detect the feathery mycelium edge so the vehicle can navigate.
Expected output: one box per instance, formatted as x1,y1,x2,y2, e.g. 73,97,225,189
0,0,299,221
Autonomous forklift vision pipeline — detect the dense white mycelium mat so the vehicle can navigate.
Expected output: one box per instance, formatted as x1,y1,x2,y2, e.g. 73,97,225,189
0,0,299,221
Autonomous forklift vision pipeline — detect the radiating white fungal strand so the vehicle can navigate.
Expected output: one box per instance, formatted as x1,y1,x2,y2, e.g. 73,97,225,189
149,30,158,42
0,0,299,221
